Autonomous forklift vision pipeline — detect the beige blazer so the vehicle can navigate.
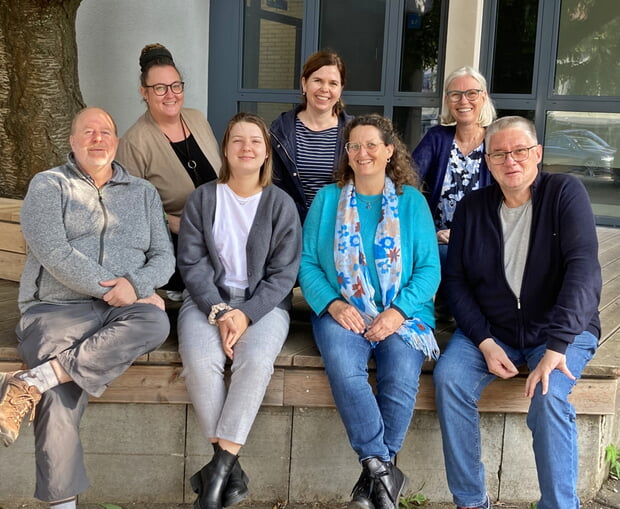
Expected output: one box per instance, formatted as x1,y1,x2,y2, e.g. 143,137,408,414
117,108,221,216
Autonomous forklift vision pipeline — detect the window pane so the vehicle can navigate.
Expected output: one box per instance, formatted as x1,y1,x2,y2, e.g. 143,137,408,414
393,106,440,154
239,102,295,126
490,0,538,94
319,1,386,91
555,0,620,96
242,0,304,89
543,111,620,221
399,0,442,93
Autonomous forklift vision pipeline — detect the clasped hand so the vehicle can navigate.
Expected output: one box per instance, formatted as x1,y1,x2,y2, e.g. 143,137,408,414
328,300,404,342
217,309,250,360
100,277,165,311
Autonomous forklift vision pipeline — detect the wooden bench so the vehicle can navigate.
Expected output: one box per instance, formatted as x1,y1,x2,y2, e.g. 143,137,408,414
0,197,618,417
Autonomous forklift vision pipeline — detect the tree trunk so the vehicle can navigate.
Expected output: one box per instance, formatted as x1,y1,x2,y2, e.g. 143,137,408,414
0,0,84,199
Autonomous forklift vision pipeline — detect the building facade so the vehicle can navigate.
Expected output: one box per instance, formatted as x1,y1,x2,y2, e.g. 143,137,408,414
77,0,620,224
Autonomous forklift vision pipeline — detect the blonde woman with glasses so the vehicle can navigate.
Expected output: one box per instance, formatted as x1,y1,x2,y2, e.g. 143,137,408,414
412,66,496,321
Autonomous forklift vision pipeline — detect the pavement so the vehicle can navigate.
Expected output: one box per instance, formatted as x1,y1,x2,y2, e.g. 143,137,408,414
1,477,619,509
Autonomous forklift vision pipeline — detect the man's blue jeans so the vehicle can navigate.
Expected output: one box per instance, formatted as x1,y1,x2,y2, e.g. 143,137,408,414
312,312,426,462
433,329,597,509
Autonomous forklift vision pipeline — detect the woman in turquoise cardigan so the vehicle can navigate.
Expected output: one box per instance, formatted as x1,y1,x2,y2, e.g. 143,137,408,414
299,114,440,509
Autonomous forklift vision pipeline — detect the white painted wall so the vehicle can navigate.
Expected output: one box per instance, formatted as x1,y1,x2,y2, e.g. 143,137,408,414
76,0,210,136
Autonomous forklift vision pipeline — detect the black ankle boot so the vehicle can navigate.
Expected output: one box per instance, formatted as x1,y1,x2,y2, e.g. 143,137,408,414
189,446,239,509
347,459,376,509
365,457,409,509
214,443,249,506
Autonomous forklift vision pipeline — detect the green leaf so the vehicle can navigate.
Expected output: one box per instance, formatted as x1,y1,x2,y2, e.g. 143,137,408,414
100,504,124,509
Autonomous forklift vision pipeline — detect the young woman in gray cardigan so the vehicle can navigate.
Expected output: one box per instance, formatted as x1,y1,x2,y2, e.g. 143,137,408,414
177,112,302,509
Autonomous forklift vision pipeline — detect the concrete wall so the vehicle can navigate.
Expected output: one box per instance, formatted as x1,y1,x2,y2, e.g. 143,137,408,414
76,0,210,137
0,404,611,506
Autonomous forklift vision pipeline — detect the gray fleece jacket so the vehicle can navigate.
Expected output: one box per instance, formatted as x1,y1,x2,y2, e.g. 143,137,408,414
18,153,175,313
178,181,302,324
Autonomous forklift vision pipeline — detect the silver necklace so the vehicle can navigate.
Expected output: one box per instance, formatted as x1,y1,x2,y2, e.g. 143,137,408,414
356,193,382,209
179,115,197,170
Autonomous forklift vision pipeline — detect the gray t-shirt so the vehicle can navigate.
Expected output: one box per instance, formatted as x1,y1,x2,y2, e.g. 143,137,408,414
500,199,532,298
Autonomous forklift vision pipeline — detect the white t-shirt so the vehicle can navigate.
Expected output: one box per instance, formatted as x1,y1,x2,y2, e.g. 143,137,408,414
213,183,262,289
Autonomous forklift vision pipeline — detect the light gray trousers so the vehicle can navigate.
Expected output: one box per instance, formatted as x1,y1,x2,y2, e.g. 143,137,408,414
177,288,289,445
16,300,170,502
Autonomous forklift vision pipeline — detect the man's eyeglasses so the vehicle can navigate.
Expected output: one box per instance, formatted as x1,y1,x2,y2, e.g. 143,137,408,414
446,88,482,102
144,81,185,96
345,142,385,154
487,146,537,165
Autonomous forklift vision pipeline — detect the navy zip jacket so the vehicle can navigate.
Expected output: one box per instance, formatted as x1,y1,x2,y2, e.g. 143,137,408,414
270,105,352,223
445,171,601,354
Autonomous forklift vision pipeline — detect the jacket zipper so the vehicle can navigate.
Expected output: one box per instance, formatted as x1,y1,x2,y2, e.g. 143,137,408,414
97,187,109,265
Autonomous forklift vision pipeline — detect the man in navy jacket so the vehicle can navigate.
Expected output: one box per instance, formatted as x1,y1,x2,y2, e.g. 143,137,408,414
433,116,601,509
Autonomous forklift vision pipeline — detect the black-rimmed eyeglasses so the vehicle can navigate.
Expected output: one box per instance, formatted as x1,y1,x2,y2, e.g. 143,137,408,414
446,88,482,102
144,81,185,96
487,146,537,165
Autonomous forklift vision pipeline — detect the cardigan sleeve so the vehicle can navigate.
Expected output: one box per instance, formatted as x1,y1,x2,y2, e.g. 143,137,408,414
177,184,226,316
543,176,601,353
299,187,343,315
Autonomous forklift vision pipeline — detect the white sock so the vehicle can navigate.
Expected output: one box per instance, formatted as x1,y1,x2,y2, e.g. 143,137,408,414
18,361,59,394
50,498,76,509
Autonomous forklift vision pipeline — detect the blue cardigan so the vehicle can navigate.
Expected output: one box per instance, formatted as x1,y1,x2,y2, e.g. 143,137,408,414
299,183,440,328
412,125,493,222
445,172,601,354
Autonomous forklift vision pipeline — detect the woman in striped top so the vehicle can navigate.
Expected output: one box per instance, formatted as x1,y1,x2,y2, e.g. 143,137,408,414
270,50,352,223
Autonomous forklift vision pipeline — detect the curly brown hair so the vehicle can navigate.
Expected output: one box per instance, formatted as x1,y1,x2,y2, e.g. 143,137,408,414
334,114,419,193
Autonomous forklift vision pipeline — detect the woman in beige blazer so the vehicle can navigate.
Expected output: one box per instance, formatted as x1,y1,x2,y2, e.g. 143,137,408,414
117,43,221,300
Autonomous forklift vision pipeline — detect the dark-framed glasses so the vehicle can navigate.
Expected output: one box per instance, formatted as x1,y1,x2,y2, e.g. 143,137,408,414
144,81,185,96
446,88,482,102
345,141,385,154
487,145,537,165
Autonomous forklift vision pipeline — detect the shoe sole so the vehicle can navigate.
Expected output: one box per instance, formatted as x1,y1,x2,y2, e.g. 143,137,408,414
0,372,18,447
347,500,375,509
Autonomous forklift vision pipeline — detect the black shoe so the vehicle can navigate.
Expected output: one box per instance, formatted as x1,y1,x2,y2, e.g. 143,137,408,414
347,460,376,509
189,446,239,509
365,458,409,509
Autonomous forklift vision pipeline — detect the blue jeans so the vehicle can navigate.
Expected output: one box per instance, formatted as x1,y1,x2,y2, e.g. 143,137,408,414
433,329,597,509
312,312,426,462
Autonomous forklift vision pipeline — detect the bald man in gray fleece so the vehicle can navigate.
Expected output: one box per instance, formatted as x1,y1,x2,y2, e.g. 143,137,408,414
0,107,175,509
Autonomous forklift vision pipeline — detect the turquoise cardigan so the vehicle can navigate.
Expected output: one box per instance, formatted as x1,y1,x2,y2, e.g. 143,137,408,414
299,183,440,328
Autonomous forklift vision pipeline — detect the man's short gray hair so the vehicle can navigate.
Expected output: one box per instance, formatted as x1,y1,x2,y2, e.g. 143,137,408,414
485,116,538,149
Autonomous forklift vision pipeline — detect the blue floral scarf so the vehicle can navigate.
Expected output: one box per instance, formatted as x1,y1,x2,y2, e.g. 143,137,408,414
334,176,439,359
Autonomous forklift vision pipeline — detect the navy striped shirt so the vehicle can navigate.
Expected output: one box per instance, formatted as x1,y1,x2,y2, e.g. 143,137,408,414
295,117,339,206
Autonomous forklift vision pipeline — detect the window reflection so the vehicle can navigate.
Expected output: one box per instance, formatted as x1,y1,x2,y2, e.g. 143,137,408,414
490,0,538,94
555,0,620,96
393,106,439,154
543,111,620,220
242,0,304,89
239,102,295,127
399,0,442,93
319,1,386,92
